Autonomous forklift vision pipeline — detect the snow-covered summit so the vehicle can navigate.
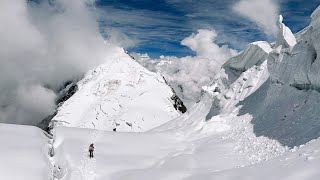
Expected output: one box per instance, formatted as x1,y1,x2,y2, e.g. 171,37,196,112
50,48,185,132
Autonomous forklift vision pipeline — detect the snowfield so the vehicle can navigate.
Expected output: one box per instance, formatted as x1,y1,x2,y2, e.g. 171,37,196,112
52,124,265,180
0,124,51,180
3,5,320,180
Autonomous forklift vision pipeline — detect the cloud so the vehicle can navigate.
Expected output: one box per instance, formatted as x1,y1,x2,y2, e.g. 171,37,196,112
0,0,114,125
97,0,279,58
103,29,138,49
133,29,237,107
0,85,57,126
233,0,280,37
181,29,237,62
96,0,319,58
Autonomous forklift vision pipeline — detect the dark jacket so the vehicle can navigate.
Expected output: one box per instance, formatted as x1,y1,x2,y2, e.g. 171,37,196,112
89,144,94,152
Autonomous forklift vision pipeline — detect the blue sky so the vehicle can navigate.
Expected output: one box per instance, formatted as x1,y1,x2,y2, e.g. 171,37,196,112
96,0,320,58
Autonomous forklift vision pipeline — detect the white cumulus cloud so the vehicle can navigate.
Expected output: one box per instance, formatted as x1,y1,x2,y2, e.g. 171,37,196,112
233,0,280,37
181,29,237,63
133,29,237,108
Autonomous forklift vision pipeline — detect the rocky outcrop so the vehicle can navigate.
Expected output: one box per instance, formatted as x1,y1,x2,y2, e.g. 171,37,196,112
163,77,187,113
170,89,187,113
56,83,78,107
37,81,78,132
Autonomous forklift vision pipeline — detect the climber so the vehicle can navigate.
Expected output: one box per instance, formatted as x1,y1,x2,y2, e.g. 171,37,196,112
89,143,94,158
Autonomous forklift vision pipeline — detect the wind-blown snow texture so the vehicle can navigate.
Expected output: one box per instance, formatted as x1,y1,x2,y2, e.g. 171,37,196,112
4,5,320,180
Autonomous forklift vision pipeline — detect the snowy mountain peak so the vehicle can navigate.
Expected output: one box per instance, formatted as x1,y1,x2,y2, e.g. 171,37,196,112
50,49,185,132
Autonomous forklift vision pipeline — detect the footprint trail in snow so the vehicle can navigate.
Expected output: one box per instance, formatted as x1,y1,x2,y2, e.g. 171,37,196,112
77,130,103,180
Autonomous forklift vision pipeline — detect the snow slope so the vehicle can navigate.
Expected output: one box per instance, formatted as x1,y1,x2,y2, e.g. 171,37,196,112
0,123,51,180
52,125,257,180
51,115,320,180
51,48,183,132
187,138,320,180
